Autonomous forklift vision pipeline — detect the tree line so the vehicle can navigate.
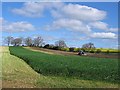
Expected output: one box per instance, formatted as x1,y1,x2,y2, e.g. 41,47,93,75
4,36,95,51
5,36,44,47
4,36,68,47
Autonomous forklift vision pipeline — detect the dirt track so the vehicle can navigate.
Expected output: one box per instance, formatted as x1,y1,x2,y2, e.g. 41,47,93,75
27,47,118,59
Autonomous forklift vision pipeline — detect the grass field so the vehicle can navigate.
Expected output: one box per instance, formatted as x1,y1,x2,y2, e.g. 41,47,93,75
2,47,119,88
9,47,119,83
2,47,39,88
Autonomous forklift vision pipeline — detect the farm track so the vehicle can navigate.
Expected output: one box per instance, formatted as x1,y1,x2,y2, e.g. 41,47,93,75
26,47,118,59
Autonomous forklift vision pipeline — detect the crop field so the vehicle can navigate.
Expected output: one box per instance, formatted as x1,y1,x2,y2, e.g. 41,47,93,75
2,46,119,88
9,46,119,84
97,48,119,53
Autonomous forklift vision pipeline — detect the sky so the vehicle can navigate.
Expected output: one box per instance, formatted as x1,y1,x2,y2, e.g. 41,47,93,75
1,2,118,48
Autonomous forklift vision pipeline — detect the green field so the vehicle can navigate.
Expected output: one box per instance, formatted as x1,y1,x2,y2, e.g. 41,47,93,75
9,46,119,84
2,47,119,88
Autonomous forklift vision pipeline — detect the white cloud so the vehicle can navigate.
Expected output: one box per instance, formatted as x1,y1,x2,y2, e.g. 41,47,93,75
91,32,117,39
12,2,48,17
12,2,106,21
44,18,91,34
2,18,35,32
43,3,116,34
0,17,7,32
70,36,90,41
52,3,106,21
43,2,117,36
89,21,118,32
12,2,64,18
11,2,118,40
0,17,3,23
89,21,108,30
51,10,63,19
0,18,3,31
109,28,118,32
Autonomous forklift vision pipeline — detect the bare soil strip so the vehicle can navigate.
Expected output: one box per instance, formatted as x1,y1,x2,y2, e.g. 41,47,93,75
25,47,78,56
26,47,118,59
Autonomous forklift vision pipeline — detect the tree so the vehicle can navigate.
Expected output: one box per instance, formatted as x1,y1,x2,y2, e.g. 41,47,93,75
106,50,110,54
96,49,101,53
82,42,95,49
5,36,13,46
24,37,32,46
69,47,75,52
55,40,67,48
33,36,43,47
44,44,50,48
11,38,22,46
44,44,54,49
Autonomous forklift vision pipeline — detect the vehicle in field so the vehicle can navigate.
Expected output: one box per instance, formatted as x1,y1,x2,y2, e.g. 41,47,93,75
78,50,87,55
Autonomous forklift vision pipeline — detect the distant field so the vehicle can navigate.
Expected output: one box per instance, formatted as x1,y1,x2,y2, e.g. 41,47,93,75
9,46,119,84
44,46,119,53
96,48,119,53
2,47,119,88
26,47,118,59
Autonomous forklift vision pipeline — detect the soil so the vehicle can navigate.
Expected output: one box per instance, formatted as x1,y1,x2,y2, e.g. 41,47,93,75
29,47,118,59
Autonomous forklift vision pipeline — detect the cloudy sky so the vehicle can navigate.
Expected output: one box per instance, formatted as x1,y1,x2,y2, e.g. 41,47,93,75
1,2,118,48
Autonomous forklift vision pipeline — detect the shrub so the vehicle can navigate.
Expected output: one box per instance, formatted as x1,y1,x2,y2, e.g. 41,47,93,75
44,44,50,48
89,50,95,53
60,48,69,52
74,48,80,52
81,48,86,52
106,50,110,54
96,49,101,53
69,47,75,52
60,47,66,51
52,46,61,50
65,48,69,52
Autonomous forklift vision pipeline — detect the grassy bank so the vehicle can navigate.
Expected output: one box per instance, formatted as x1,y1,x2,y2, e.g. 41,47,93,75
2,47,40,88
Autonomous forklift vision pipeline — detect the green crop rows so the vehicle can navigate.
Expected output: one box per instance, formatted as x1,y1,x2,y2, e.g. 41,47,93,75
9,47,119,83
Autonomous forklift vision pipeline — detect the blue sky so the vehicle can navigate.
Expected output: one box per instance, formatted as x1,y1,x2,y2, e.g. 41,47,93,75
1,2,118,48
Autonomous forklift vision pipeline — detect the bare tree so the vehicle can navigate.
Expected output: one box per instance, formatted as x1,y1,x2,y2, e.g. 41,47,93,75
11,38,22,46
5,36,13,46
82,42,95,49
24,37,32,46
55,40,67,48
33,36,43,47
